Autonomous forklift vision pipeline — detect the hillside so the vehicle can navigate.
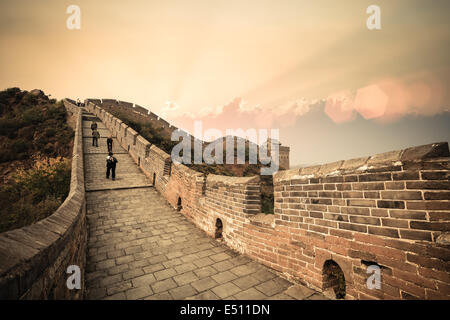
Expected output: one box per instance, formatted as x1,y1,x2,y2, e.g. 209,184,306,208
0,88,74,233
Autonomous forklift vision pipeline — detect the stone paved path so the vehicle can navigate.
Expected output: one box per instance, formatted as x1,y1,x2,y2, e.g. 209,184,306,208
83,110,326,300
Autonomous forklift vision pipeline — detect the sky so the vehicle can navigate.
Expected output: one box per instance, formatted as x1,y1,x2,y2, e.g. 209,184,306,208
0,0,449,166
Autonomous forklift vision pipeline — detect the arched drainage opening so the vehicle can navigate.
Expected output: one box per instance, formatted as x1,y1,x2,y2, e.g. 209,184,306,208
323,260,346,299
177,197,182,211
215,218,223,239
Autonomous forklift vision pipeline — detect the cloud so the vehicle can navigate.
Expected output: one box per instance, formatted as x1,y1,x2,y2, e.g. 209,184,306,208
164,70,449,136
164,96,322,135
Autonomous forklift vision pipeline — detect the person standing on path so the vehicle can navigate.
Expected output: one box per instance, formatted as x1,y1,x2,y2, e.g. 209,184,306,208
107,135,113,153
91,121,97,131
106,152,118,180
92,129,100,147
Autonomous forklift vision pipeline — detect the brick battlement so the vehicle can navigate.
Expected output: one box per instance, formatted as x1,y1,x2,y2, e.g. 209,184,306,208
86,100,450,300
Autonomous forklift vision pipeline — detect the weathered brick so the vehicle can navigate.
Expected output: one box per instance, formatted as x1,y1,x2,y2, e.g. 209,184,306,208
358,173,392,182
389,210,427,220
377,200,405,209
392,171,420,180
341,206,370,216
309,211,324,219
342,191,363,198
400,230,432,241
423,191,450,200
385,181,405,190
368,226,399,238
364,191,380,199
343,175,358,182
406,253,449,272
339,222,367,233
421,171,448,180
381,191,422,200
371,208,389,217
409,221,450,232
353,182,385,190
429,211,450,221
349,216,380,226
324,212,348,222
406,181,449,190
406,201,450,210
347,199,376,207
381,218,409,229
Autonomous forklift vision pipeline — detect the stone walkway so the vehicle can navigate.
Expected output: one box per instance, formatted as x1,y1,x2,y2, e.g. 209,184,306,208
83,110,326,300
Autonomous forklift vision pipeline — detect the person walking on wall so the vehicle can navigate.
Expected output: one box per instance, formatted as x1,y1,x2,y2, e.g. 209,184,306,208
106,152,118,180
107,135,113,153
92,129,100,147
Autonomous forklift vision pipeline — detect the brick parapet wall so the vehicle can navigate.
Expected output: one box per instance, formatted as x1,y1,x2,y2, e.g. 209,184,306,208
0,99,87,299
271,142,450,299
88,100,450,300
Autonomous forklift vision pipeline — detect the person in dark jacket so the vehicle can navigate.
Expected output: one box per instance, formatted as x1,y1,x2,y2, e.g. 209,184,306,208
106,152,118,180
107,135,113,153
91,121,97,131
92,129,100,147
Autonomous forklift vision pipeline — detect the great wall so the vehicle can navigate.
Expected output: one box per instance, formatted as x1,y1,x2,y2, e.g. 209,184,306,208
0,98,448,300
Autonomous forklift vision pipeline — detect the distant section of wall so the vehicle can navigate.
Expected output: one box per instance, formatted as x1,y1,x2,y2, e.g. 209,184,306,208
0,99,87,299
87,101,450,300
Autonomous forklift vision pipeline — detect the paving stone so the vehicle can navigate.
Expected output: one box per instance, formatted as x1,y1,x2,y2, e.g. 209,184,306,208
256,279,286,296
229,264,254,277
126,286,153,299
234,288,267,300
193,257,215,268
284,285,315,300
307,293,329,300
194,266,218,279
173,271,199,286
142,262,164,273
123,269,144,280
232,275,260,290
209,252,231,262
211,282,242,299
212,271,238,284
154,268,177,281
169,284,198,300
151,278,178,294
99,274,122,287
174,263,197,274
131,273,156,287
265,293,295,300
106,281,133,296
145,292,173,300
211,260,234,272
191,277,218,292
252,269,277,282
186,290,220,300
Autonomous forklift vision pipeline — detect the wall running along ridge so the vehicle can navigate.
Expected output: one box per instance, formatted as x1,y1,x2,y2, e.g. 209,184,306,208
87,100,450,300
0,100,87,299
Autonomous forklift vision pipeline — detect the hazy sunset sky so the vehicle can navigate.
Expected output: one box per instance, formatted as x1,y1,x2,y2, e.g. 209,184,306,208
1,0,449,166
